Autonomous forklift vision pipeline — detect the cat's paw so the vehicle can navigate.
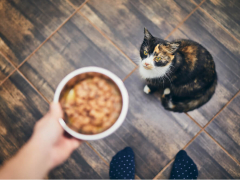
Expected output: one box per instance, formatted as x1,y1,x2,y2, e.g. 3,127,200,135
164,88,171,95
162,96,175,110
162,88,171,98
143,85,151,94
167,99,175,109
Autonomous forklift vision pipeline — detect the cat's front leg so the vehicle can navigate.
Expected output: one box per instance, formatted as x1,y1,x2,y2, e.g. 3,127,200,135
143,84,158,94
143,85,151,94
161,88,175,110
162,88,171,98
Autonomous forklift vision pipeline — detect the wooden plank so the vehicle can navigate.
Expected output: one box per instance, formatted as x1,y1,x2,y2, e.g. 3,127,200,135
167,8,240,126
0,53,15,83
0,120,19,165
0,0,76,66
186,132,240,178
68,0,85,8
49,144,109,179
0,71,110,178
19,12,136,101
193,0,202,4
156,132,240,178
206,94,240,162
0,72,49,145
88,71,200,179
194,0,240,42
80,0,197,62
154,161,173,179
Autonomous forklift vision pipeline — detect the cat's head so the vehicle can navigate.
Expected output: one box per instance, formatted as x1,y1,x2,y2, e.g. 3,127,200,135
139,28,179,78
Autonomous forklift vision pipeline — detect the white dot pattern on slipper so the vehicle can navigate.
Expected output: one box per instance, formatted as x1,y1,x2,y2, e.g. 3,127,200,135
170,151,198,179
109,148,135,179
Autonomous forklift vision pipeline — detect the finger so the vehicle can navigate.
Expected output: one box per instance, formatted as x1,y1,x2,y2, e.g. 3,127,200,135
49,102,63,119
63,136,82,150
63,137,81,153
70,138,82,149
40,103,64,134
55,135,82,150
54,137,82,161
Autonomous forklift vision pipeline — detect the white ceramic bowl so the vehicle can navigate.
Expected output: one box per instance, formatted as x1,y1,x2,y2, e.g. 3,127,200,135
53,67,129,141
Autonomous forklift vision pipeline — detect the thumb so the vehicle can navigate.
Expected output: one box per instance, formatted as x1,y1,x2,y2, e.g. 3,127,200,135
49,102,63,120
44,102,64,134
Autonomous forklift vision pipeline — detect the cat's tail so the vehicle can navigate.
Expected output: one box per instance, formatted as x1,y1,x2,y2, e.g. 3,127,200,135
162,76,217,112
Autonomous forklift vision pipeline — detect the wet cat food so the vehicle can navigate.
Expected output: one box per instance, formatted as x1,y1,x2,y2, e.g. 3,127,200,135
60,74,122,135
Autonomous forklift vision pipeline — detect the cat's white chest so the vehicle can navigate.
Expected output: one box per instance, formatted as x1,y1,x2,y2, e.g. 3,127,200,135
139,63,171,79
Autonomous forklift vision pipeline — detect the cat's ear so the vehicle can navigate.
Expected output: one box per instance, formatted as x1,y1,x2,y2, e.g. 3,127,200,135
144,27,153,40
165,42,180,53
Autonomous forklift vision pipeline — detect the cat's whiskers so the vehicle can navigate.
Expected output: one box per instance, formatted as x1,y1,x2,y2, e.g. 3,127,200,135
161,76,165,88
165,74,172,88
160,64,173,88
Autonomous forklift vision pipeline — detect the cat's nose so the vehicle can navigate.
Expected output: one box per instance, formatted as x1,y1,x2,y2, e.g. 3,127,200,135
145,62,150,66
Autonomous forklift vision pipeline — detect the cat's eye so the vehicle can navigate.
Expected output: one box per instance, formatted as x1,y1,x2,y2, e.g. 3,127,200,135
144,50,148,55
155,57,161,61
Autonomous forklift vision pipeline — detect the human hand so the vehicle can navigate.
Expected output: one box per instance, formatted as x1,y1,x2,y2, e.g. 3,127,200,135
0,103,81,179
31,102,81,170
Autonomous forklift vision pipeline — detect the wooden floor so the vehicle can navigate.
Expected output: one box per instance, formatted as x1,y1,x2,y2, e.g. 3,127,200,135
0,0,240,179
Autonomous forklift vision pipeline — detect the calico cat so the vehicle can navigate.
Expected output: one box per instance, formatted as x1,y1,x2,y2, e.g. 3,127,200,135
139,28,217,112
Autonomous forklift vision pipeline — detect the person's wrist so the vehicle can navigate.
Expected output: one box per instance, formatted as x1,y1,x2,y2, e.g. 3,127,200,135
27,135,53,170
29,132,66,171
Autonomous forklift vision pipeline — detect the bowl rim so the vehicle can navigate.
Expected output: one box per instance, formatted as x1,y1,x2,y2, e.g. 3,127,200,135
53,66,129,141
